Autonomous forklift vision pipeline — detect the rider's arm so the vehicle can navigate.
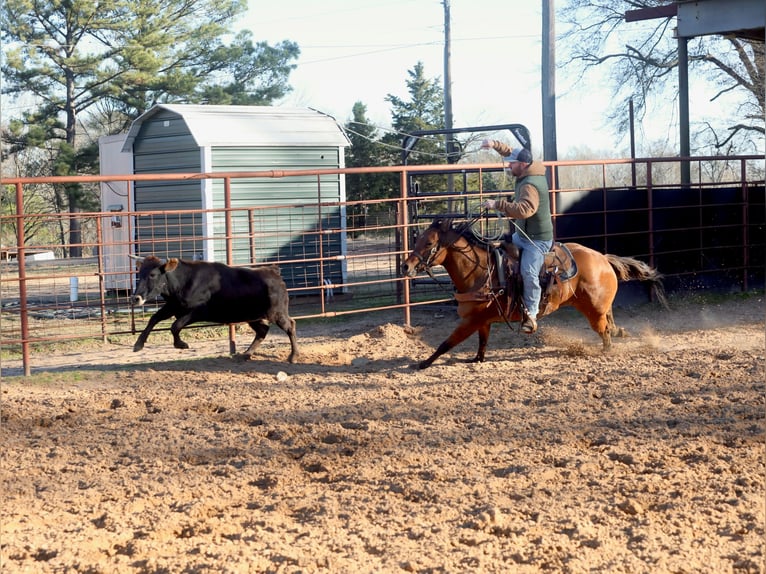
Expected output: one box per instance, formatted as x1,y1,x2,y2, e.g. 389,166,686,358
482,139,513,157
495,183,539,220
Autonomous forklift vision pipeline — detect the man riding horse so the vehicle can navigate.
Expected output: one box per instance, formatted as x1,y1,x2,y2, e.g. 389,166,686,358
481,140,553,334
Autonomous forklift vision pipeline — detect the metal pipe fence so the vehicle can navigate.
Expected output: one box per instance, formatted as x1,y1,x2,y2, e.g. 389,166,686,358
1,156,763,375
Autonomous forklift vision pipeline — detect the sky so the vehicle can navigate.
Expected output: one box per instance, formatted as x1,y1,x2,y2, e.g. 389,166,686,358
1,0,750,160
237,0,693,159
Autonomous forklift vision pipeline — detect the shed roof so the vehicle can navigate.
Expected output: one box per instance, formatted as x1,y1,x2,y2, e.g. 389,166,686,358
122,104,350,151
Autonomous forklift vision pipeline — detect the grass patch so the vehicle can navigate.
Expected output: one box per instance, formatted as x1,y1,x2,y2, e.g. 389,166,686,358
1,369,94,385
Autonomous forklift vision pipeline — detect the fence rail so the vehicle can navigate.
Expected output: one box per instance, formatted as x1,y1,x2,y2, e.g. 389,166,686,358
2,156,763,375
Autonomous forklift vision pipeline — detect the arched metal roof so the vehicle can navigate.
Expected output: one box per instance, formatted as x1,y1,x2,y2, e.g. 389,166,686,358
122,104,350,152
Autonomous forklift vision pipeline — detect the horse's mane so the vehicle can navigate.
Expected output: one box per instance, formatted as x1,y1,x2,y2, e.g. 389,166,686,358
430,218,500,251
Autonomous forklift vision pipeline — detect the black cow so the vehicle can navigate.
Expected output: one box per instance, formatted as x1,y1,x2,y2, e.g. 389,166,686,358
131,256,299,363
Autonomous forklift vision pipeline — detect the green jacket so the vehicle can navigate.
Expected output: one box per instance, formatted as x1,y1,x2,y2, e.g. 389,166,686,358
494,161,553,241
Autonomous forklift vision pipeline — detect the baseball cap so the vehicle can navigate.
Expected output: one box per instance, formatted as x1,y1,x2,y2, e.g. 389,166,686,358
503,148,532,164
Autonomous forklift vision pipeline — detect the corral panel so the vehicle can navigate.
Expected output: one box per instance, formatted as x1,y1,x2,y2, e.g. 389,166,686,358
209,146,345,292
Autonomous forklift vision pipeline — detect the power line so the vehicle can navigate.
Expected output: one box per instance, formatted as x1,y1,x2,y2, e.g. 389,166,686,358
343,122,447,160
252,0,421,27
343,120,494,160
297,42,441,66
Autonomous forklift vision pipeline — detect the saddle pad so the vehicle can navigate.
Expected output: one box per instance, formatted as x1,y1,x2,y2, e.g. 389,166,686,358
543,243,578,281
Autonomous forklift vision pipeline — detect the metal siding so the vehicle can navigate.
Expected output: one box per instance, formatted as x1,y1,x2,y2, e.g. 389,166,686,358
133,149,201,171
132,110,203,260
124,107,348,290
123,104,351,149
133,110,200,173
212,146,341,170
209,146,345,291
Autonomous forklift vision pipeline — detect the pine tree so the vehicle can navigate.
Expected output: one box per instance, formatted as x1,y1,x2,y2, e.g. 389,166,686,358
344,102,397,232
1,0,298,255
383,62,446,167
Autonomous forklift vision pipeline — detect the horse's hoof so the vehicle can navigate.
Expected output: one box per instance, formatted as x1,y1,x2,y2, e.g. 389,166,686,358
133,344,143,352
174,342,190,350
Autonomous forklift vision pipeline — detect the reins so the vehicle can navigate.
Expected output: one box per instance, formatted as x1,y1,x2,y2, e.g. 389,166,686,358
491,211,550,258
417,214,520,332
416,214,485,294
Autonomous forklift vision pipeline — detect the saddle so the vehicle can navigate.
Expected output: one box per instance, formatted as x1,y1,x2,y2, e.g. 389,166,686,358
496,240,578,317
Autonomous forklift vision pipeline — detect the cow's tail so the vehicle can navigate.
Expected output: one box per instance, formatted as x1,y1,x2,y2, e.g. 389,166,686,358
606,254,669,310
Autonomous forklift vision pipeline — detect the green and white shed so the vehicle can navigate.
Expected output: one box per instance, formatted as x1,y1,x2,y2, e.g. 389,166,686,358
120,104,351,291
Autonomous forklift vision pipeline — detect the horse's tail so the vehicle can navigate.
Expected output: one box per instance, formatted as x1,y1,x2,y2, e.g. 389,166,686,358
606,254,670,310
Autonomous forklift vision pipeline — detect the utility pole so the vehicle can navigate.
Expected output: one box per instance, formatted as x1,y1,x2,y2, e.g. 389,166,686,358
541,0,558,163
443,0,456,192
677,36,691,185
625,4,692,185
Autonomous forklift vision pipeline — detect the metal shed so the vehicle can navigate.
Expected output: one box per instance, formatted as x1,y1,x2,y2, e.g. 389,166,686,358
118,104,351,291
98,133,134,291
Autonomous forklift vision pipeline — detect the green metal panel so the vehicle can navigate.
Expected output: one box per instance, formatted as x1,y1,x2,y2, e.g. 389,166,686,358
213,146,341,169
126,108,348,291
132,109,203,259
209,146,345,292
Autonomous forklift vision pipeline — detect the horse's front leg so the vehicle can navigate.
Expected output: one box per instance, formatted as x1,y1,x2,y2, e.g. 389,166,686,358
465,323,491,363
417,319,481,370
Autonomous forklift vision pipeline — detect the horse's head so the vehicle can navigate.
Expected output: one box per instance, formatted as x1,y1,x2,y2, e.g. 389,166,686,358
401,219,454,277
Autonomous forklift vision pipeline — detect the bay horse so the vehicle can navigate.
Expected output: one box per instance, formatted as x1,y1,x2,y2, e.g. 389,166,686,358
401,218,667,369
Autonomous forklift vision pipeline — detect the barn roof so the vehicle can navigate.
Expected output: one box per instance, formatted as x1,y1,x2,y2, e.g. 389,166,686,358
122,104,350,151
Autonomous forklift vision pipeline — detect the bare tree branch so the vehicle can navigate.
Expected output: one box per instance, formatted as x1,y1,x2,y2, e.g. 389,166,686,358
558,0,765,153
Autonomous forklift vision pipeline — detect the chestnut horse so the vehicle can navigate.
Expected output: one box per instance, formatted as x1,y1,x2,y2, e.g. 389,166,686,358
401,218,667,369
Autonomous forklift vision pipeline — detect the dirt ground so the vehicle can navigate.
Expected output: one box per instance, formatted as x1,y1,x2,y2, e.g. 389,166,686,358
1,292,764,573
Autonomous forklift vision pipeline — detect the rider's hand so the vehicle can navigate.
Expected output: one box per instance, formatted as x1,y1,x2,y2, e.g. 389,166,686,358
483,199,496,210
480,139,493,149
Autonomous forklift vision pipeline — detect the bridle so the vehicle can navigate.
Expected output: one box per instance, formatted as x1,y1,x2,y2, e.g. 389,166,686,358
412,241,443,272
412,216,492,289
410,215,521,331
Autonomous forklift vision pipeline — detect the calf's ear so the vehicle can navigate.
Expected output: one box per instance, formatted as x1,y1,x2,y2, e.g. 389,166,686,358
163,258,179,273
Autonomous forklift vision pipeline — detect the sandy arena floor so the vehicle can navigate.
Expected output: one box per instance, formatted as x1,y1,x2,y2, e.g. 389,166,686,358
1,293,764,573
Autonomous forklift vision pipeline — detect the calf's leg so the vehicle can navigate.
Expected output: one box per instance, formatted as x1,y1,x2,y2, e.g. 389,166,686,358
243,315,299,363
243,320,270,357
133,305,175,352
274,314,299,363
169,313,194,349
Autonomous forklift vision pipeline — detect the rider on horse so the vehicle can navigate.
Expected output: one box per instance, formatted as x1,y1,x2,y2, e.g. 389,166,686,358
481,140,553,334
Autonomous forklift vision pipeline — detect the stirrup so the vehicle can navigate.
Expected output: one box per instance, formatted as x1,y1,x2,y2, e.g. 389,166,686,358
522,314,537,334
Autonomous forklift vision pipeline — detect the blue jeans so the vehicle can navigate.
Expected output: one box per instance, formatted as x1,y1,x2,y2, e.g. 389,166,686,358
512,233,553,318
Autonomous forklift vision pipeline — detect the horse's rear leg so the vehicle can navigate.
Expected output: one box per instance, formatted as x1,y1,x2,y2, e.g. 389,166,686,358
597,309,630,350
582,311,612,351
418,320,482,369
607,309,628,339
